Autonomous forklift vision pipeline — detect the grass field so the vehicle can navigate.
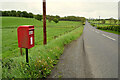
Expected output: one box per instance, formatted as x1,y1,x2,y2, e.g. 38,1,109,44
2,17,84,78
2,17,83,59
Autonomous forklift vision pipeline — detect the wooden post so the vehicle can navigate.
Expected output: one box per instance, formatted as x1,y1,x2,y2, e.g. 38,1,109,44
20,48,23,56
99,16,100,25
43,0,47,45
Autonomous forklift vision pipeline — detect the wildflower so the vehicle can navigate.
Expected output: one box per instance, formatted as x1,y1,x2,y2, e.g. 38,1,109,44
45,68,46,70
39,60,41,63
39,70,41,72
48,57,50,59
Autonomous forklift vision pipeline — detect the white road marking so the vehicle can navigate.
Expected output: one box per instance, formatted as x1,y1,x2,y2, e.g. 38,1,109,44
95,31,99,33
102,34,116,41
102,34,106,36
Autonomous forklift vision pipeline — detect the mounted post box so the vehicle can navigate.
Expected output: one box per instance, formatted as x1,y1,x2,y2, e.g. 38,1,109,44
17,25,34,49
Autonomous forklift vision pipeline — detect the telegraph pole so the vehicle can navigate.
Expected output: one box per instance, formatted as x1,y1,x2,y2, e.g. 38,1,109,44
43,0,47,45
99,16,100,25
118,1,120,25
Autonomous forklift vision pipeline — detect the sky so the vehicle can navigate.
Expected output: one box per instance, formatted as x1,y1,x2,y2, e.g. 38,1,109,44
0,0,119,19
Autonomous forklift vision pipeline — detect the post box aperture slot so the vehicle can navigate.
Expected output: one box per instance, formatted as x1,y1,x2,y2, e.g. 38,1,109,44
29,28,34,31
29,28,34,35
29,31,33,35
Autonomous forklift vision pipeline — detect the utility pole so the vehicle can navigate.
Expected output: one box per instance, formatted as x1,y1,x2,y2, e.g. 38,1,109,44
99,16,100,25
118,1,120,25
43,0,47,45
96,18,97,27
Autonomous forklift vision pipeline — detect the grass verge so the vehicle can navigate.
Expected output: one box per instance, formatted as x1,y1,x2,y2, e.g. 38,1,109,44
2,26,84,78
100,29,120,35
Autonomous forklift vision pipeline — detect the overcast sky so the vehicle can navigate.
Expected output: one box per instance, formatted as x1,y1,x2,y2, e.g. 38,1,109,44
0,0,119,19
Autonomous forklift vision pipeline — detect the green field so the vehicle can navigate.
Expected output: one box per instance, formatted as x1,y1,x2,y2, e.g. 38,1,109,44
2,17,84,78
2,17,83,59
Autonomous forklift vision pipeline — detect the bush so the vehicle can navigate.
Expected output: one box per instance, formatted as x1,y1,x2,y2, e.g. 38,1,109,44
96,25,120,32
34,14,42,21
102,20,105,24
83,22,85,25
53,18,59,23
91,23,95,27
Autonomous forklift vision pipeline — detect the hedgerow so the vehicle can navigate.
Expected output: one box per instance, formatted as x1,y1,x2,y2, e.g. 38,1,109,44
96,25,120,32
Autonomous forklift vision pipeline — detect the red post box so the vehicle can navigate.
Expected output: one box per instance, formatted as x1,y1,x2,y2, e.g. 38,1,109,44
17,25,34,49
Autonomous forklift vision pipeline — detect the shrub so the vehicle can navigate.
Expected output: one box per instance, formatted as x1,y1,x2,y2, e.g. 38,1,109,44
83,22,85,25
96,25,120,32
91,23,95,27
102,20,105,24
53,18,59,23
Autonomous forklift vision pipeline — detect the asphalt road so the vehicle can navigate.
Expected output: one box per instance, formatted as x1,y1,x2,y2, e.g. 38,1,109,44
48,21,118,78
84,21,118,78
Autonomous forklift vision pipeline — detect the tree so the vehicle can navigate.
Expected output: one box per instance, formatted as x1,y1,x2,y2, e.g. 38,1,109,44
28,13,33,18
113,19,117,24
102,20,105,24
60,16,85,22
119,20,120,25
48,17,52,22
35,14,42,21
7,11,11,16
11,10,16,16
0,11,2,16
2,11,8,16
16,11,22,17
47,16,53,22
55,15,60,20
53,18,59,23
22,11,29,18
47,15,55,22
1,10,35,18
109,17,114,25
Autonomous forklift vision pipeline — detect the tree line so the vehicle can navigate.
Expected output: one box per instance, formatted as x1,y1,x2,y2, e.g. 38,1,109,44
0,10,86,23
88,18,119,25
47,15,86,24
60,16,85,22
0,10,43,21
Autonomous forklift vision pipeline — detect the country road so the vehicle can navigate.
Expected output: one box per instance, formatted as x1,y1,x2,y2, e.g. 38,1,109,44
48,21,118,78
